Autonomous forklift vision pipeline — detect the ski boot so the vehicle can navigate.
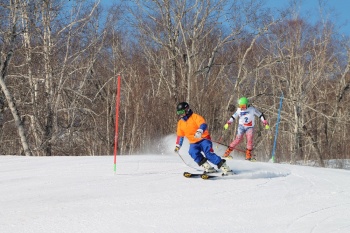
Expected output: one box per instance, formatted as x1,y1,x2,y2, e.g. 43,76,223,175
223,146,233,159
201,162,217,173
245,149,256,161
217,159,233,176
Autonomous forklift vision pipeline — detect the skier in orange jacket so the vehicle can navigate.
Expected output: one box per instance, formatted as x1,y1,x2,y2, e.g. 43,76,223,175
174,102,231,175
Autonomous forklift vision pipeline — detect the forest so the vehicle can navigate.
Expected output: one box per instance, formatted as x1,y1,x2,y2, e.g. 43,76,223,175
0,0,349,167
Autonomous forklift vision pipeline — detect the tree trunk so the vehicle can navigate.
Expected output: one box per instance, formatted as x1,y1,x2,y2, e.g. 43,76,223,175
0,76,32,156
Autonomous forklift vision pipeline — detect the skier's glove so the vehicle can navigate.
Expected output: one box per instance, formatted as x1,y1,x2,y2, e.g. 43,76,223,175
194,129,203,138
174,145,181,152
263,120,270,130
224,121,231,130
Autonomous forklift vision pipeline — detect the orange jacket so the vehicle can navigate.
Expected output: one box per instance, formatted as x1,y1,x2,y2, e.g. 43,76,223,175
177,113,210,144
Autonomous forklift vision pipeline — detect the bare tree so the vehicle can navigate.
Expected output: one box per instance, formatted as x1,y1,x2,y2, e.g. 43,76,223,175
0,0,349,162
0,0,31,156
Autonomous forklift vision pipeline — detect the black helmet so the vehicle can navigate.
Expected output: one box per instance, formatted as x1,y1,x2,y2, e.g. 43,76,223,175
176,102,189,115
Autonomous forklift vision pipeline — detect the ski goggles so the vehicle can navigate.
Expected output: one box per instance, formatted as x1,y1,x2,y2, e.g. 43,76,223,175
239,104,247,109
177,109,186,115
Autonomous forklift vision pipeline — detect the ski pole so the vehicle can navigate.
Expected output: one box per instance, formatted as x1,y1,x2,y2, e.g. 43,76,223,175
210,139,246,154
176,151,201,171
216,129,228,144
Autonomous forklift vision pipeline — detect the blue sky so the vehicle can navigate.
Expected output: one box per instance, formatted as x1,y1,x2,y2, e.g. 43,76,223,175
100,0,350,36
266,0,350,36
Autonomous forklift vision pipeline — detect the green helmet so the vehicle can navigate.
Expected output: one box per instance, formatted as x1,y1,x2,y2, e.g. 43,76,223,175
238,97,249,106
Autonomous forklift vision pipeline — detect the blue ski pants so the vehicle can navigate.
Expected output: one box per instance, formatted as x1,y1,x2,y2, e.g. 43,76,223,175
189,139,222,166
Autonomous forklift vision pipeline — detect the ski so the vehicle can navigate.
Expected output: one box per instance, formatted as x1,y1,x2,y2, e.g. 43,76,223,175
183,172,203,178
183,171,220,178
183,170,235,179
201,171,235,180
246,158,257,162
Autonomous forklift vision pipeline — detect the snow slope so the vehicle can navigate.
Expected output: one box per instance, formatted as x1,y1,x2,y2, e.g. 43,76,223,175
1,136,350,233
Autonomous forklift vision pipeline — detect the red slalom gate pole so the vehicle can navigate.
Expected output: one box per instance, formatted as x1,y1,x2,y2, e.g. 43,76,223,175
113,74,121,172
211,139,246,154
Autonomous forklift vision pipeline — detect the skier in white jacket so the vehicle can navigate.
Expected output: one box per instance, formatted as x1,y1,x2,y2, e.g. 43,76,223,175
223,97,269,161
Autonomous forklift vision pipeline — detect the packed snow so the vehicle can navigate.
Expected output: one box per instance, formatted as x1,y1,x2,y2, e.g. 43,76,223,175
1,135,350,233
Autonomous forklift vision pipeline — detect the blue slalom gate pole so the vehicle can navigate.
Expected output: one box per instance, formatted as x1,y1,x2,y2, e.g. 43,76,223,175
271,92,283,162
